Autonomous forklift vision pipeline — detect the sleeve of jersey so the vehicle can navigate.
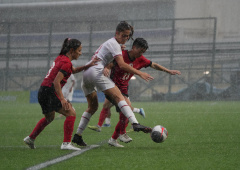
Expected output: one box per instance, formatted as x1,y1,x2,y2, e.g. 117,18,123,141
107,41,122,58
141,56,152,68
59,62,72,77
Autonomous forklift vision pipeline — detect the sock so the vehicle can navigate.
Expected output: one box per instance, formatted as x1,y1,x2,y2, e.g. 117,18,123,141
117,100,138,124
112,120,121,140
29,117,50,139
105,118,111,124
63,116,76,142
119,112,128,135
133,108,140,113
76,112,92,135
98,108,109,127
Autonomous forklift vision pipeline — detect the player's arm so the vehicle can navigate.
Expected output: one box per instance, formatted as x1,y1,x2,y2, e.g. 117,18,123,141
151,62,181,75
72,57,100,74
103,62,114,77
115,55,154,82
53,72,69,110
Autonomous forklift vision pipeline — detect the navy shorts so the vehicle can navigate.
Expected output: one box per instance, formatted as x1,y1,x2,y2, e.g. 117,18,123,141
38,86,62,114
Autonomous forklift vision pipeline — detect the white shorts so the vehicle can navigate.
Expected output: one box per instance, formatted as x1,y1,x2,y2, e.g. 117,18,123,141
81,66,115,96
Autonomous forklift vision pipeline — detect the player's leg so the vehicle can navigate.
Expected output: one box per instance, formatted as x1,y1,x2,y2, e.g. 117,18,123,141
117,96,132,143
104,86,151,133
24,112,54,149
103,111,111,127
58,106,80,151
99,98,113,127
102,101,113,127
72,91,98,146
88,98,113,131
24,86,55,149
133,107,145,118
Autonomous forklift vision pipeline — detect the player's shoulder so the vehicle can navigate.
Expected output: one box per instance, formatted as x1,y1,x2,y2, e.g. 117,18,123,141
136,55,147,62
106,37,119,46
57,55,71,63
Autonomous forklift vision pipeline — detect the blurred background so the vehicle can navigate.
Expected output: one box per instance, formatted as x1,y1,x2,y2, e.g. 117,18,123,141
0,0,240,102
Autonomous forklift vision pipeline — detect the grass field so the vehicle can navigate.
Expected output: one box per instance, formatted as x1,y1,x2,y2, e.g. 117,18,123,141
0,94,240,170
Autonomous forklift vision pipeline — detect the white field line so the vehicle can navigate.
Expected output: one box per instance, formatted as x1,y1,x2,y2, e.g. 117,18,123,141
25,144,101,170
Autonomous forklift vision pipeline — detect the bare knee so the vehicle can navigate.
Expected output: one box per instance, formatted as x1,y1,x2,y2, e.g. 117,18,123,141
87,104,98,114
86,92,99,114
45,112,55,123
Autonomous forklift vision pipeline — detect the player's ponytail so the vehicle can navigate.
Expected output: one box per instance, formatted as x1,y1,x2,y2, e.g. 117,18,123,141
59,38,81,55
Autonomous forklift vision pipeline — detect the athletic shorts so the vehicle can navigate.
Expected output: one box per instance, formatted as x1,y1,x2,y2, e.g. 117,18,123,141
38,86,62,114
81,66,115,96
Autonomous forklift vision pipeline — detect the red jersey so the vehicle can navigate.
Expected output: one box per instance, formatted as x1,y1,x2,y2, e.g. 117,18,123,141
41,55,72,88
110,50,152,94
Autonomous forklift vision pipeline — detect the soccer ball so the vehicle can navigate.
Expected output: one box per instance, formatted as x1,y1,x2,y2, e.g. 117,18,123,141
151,125,168,143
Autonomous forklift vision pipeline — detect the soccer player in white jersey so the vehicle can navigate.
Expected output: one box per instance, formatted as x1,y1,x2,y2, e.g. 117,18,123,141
62,74,76,102
72,21,154,147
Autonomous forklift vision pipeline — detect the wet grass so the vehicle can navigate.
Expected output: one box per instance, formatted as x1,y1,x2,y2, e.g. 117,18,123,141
0,101,240,170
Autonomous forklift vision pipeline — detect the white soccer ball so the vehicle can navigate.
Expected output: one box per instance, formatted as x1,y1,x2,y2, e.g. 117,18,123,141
151,125,168,143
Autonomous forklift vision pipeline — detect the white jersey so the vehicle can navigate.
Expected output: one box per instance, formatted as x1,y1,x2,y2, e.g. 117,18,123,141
81,37,122,96
62,74,76,101
88,37,122,68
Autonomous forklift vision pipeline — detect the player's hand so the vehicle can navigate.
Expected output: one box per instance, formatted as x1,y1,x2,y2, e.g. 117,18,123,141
89,57,101,66
139,72,154,82
61,99,70,110
103,67,110,77
121,45,126,50
169,70,181,75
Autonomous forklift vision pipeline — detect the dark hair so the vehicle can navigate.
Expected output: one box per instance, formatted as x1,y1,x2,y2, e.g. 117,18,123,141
116,21,134,40
59,38,81,55
132,38,148,50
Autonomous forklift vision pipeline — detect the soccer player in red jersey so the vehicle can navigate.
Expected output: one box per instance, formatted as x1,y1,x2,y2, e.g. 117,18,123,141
23,38,99,150
90,38,181,147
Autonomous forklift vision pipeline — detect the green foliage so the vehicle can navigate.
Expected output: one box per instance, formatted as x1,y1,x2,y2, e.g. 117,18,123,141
0,101,240,170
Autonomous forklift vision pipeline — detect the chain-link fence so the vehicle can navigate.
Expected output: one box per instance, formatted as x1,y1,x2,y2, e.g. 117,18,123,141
0,18,239,101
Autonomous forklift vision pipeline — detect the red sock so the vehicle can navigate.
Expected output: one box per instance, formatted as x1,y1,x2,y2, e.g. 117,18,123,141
119,112,128,135
63,116,76,142
112,112,128,139
29,117,50,139
112,121,121,139
98,108,109,127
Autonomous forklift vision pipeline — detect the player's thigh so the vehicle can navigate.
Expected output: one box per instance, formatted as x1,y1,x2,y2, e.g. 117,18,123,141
58,106,76,117
103,86,125,103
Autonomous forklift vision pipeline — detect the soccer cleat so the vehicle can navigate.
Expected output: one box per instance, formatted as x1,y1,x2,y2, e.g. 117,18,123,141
108,138,124,147
132,123,152,133
88,125,101,132
61,142,81,151
139,108,145,118
102,123,111,127
119,133,132,143
72,134,87,146
24,136,36,149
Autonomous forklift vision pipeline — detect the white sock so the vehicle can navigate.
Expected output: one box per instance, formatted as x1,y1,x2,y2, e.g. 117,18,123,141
118,100,138,124
133,108,140,113
105,118,111,124
76,112,92,135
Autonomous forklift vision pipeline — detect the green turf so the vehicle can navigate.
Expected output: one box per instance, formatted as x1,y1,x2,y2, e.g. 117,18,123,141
0,100,240,170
